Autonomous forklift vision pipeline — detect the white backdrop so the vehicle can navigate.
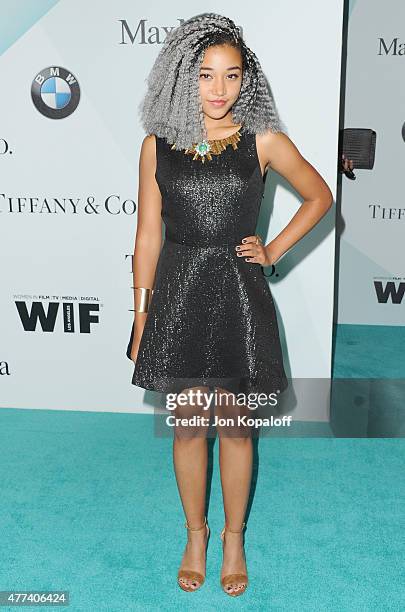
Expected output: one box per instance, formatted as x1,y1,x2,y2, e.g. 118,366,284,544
338,0,405,325
0,0,344,419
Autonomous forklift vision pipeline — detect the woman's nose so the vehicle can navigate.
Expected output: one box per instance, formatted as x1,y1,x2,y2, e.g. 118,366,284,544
211,79,225,96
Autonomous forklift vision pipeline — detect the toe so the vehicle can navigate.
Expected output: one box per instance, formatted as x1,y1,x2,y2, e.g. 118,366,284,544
179,575,202,590
226,581,245,594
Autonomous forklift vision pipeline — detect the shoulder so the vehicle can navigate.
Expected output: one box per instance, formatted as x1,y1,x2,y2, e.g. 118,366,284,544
139,133,158,162
141,133,157,152
256,129,291,153
138,134,159,174
256,129,299,170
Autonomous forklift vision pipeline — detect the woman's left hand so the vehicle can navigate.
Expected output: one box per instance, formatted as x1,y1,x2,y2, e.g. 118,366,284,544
341,154,354,173
235,235,275,266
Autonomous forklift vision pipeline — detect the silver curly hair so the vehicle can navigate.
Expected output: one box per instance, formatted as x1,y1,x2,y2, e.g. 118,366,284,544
139,12,283,150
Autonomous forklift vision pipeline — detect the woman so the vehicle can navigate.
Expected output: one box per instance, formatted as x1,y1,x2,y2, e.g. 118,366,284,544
126,13,333,596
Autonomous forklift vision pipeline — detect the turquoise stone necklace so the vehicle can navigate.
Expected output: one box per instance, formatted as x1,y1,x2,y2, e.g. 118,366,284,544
170,126,242,163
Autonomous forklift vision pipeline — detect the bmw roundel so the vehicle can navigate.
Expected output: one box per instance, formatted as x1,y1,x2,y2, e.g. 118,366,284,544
31,66,80,119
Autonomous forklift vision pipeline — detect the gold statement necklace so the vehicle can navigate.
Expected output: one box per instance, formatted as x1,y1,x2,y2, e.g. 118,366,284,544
170,125,242,163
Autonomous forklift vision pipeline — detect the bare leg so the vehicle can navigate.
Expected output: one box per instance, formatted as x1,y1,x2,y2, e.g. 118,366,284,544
173,385,211,590
215,386,252,595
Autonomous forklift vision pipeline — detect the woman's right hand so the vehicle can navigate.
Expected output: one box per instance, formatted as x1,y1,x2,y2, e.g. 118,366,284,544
131,316,147,363
130,339,141,363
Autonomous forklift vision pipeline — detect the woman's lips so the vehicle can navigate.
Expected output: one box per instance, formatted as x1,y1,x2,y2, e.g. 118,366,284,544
209,100,226,107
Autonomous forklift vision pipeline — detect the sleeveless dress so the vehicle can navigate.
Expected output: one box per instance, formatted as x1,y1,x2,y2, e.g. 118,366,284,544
126,125,288,396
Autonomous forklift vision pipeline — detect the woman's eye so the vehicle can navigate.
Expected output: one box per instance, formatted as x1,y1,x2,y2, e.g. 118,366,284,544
199,73,240,80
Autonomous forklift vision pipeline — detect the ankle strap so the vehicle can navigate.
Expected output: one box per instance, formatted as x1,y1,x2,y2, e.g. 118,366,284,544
184,516,207,531
224,521,246,533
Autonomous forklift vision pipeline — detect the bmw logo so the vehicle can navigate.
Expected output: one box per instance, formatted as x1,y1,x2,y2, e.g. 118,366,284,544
31,66,80,119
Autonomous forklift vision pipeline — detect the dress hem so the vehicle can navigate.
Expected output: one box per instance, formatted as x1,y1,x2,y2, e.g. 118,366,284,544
129,372,289,397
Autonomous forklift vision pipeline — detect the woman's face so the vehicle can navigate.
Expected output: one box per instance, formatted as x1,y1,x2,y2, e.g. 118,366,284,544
199,44,243,121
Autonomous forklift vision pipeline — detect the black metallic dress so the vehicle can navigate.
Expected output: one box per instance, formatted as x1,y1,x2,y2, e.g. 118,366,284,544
126,125,288,396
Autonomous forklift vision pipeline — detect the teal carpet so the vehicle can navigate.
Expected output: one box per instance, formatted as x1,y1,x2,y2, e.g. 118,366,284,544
332,323,405,378
331,324,405,437
0,323,404,610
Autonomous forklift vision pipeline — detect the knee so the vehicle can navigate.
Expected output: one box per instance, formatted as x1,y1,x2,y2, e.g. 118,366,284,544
173,385,211,419
219,433,252,445
172,386,211,439
213,387,252,438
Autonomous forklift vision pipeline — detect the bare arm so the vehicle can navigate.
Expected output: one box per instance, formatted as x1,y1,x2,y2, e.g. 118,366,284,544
253,130,334,265
131,134,162,350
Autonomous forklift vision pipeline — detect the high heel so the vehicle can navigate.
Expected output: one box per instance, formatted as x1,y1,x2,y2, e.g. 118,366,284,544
177,516,210,592
220,522,248,597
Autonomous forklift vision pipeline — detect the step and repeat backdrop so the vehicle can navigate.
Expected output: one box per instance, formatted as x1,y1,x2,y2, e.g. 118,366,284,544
0,0,343,418
338,0,405,325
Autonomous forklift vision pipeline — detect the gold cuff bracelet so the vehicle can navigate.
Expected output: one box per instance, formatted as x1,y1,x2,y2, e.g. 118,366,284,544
134,287,154,313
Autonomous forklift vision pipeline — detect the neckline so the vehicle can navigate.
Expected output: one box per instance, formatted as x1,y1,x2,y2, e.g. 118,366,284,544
206,124,244,143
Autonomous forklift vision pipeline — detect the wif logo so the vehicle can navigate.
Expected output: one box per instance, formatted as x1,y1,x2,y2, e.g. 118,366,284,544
15,299,100,333
374,280,405,305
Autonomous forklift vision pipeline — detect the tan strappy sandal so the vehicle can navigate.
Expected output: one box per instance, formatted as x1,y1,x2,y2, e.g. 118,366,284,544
220,522,248,597
177,516,210,592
